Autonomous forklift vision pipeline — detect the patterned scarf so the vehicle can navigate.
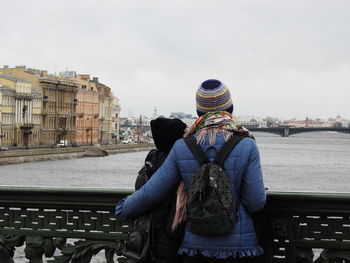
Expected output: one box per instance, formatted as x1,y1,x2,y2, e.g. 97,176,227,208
184,111,250,145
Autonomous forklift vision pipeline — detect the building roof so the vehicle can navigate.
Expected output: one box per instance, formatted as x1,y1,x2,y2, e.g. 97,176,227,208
0,85,14,91
0,74,31,84
77,88,98,94
31,88,42,94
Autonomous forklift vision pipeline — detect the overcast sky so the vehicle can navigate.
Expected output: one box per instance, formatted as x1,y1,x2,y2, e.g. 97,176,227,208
1,0,349,119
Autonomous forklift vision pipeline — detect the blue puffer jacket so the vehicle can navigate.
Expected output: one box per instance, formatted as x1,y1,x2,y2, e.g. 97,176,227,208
116,134,266,258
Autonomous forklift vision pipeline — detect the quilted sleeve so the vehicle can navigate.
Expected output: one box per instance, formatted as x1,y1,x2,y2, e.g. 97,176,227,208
115,145,181,220
240,140,266,212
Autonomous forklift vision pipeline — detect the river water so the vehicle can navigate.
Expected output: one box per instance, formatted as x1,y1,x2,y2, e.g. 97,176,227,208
1,131,350,262
1,132,350,192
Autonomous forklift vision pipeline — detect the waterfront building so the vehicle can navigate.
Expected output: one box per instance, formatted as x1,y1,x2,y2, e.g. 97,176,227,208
0,84,2,143
0,74,42,147
60,72,100,146
335,114,349,128
1,66,78,146
76,75,99,145
236,115,267,128
93,78,113,144
281,117,346,128
0,85,14,146
111,97,121,143
38,76,78,146
0,83,6,146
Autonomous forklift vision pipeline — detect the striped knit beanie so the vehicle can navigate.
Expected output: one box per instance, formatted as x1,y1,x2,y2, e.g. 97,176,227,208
196,79,233,116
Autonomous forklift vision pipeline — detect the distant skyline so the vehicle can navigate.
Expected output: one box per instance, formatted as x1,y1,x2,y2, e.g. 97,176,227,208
123,110,347,121
1,0,349,119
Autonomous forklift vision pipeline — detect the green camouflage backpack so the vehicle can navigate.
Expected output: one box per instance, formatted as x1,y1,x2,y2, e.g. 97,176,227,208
184,135,246,236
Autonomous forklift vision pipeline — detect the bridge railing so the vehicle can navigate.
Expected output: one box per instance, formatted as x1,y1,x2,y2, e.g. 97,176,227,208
0,186,350,263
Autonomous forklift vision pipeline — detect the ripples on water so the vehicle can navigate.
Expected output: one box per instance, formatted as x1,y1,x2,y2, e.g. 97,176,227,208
1,132,349,192
257,132,350,192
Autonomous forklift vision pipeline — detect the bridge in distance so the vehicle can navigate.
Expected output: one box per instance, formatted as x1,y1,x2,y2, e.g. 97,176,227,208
248,127,350,137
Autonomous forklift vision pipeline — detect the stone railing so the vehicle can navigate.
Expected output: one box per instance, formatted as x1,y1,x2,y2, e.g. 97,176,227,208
0,187,349,263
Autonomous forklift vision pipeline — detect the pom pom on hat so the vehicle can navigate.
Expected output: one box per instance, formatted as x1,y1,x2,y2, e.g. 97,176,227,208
196,79,233,116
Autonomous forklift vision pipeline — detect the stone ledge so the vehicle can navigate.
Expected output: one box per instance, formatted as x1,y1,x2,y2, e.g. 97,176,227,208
0,143,155,165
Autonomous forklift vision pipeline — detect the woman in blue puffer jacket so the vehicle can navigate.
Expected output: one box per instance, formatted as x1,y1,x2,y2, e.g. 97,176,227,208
116,79,266,263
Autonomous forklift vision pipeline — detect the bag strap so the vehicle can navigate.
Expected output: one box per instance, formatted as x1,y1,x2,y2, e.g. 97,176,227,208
214,134,247,166
183,136,208,165
184,134,248,166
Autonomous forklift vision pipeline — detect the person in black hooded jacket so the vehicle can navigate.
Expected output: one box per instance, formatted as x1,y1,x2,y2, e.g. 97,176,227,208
134,117,187,263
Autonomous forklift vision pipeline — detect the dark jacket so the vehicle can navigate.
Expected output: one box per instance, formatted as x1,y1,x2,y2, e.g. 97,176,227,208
135,149,183,262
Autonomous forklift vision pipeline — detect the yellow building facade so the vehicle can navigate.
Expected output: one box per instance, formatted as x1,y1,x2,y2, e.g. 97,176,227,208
1,66,119,147
93,78,114,144
1,66,77,146
0,74,42,147
40,78,78,145
0,83,2,144
0,85,15,146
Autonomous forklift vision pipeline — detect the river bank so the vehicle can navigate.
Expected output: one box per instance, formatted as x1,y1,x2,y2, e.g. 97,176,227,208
0,143,154,165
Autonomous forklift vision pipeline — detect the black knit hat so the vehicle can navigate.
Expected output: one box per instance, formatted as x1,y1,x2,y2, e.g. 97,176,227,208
151,118,187,153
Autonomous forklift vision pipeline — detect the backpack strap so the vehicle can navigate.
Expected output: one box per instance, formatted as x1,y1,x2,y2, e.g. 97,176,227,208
183,136,209,165
215,134,249,211
214,134,247,166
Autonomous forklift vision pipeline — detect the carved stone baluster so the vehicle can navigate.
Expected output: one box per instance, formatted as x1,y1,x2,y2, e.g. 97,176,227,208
24,236,55,263
0,234,24,263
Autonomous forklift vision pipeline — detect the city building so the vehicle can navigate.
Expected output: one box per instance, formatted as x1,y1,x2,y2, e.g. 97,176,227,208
0,74,42,147
93,78,114,144
0,82,5,146
0,84,2,141
1,66,78,146
39,77,78,146
280,116,348,128
335,114,349,128
236,115,267,128
76,75,99,145
111,97,121,143
0,84,14,146
60,72,99,145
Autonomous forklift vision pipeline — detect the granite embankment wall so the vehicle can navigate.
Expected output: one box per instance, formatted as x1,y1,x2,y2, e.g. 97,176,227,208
0,143,154,165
